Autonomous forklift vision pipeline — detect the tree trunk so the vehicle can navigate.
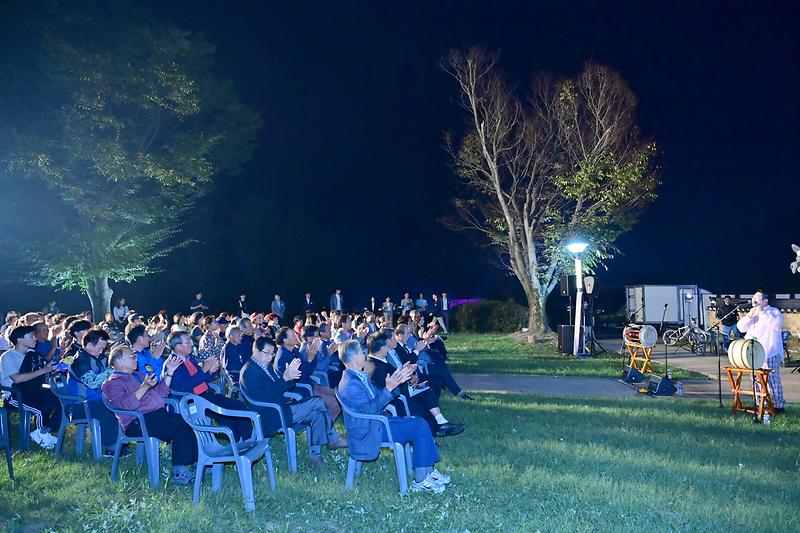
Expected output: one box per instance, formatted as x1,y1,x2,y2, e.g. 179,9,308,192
539,295,551,334
523,285,540,333
86,276,113,324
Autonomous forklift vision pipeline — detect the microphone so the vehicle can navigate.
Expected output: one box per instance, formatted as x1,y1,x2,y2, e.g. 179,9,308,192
664,303,668,309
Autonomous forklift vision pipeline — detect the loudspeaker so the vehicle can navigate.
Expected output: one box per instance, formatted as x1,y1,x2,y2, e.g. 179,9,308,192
558,325,573,353
560,275,572,297
623,365,646,383
648,375,677,396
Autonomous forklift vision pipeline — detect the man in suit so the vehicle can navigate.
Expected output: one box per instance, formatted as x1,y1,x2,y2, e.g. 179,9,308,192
240,337,346,468
330,289,344,312
441,292,451,332
270,295,286,321
337,339,451,493
302,293,314,313
367,331,464,437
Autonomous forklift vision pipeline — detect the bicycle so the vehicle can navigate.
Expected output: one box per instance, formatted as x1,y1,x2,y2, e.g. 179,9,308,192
662,318,709,355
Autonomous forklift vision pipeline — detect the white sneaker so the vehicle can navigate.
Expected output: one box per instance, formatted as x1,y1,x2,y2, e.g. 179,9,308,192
411,473,446,494
429,468,451,485
40,432,57,449
30,429,45,447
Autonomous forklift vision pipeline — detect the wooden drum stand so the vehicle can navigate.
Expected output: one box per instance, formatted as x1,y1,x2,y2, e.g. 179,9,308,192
626,343,654,374
724,366,775,420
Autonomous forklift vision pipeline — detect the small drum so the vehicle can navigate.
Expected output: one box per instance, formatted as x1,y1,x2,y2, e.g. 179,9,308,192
727,338,766,369
623,324,658,348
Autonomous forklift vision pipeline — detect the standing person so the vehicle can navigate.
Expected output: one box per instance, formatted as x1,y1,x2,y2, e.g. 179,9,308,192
415,293,428,313
330,289,344,312
302,293,314,313
736,291,786,413
382,298,394,327
42,301,59,314
238,294,248,318
430,294,448,334
715,296,739,347
190,292,209,313
400,293,413,316
366,296,378,314
441,292,451,332
271,294,286,320
113,298,129,325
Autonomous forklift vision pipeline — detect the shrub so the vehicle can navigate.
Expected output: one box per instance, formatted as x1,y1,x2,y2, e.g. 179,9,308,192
452,300,528,333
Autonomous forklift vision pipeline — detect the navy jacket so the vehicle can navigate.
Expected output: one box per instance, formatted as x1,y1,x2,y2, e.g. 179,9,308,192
276,345,316,387
239,360,293,436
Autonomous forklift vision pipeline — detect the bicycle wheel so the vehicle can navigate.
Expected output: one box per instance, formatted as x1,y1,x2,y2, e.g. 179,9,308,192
663,330,679,346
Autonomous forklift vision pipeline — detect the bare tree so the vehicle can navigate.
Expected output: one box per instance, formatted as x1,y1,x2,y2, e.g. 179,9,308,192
444,47,658,333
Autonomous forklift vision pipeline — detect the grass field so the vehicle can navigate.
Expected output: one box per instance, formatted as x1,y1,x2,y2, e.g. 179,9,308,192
1,393,797,532
446,333,705,380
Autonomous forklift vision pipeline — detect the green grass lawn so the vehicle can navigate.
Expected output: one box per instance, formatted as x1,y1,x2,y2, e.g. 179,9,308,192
2,394,798,532
446,333,705,380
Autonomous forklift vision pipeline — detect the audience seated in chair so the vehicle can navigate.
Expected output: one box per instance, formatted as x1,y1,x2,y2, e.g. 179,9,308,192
102,345,198,484
337,339,451,493
240,337,347,468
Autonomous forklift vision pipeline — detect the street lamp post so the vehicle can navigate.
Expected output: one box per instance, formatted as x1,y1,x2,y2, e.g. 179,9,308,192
566,241,589,356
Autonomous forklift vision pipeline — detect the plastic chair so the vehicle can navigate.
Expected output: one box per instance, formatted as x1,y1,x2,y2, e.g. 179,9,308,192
311,371,330,386
220,367,240,399
102,396,165,489
0,385,36,451
239,388,313,473
47,375,102,460
0,406,13,480
334,390,412,495
178,394,275,512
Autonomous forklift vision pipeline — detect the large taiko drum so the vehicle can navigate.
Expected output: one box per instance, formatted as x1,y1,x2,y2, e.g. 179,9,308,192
727,338,766,369
623,324,658,348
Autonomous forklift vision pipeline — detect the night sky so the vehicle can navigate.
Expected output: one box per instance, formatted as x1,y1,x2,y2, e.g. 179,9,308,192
1,1,798,323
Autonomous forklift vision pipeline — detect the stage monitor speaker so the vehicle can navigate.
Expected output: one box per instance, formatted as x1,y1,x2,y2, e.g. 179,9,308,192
558,325,573,353
560,275,572,297
623,365,646,383
648,375,677,396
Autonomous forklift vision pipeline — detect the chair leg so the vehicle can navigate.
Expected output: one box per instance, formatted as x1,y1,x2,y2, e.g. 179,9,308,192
211,463,224,492
404,443,413,475
136,443,145,466
236,458,256,512
263,448,276,490
285,429,297,472
19,410,30,452
145,438,160,489
4,446,12,480
55,422,69,458
111,438,123,482
345,458,358,491
193,460,206,505
89,420,102,461
392,443,408,495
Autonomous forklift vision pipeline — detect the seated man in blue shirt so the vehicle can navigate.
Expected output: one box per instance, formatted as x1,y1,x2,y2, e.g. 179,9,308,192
127,324,166,380
337,339,451,493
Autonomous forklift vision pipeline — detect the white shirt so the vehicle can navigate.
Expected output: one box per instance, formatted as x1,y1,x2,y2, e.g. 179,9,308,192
113,305,129,321
736,305,784,362
0,348,24,389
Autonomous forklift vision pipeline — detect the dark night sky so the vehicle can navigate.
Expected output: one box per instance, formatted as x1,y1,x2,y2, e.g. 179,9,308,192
1,1,799,323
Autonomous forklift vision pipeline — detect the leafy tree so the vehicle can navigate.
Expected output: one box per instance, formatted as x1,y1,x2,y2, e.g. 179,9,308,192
444,48,658,333
0,1,260,321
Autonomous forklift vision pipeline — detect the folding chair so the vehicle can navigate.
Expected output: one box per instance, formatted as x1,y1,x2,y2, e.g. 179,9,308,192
179,394,275,512
48,374,103,460
0,406,13,479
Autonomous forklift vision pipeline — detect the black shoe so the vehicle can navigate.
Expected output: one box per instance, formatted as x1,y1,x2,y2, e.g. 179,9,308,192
773,408,786,415
103,444,131,458
457,392,474,401
436,422,465,437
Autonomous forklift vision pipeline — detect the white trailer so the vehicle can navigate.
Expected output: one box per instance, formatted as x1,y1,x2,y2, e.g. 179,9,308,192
625,285,713,328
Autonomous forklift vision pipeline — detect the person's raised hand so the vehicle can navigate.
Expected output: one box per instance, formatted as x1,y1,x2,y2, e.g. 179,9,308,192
164,354,182,374
284,357,302,381
142,373,157,389
308,337,322,357
151,340,167,358
414,340,427,352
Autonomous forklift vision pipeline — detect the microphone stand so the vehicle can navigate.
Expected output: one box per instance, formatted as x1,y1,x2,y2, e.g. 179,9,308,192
660,303,669,379
707,305,741,408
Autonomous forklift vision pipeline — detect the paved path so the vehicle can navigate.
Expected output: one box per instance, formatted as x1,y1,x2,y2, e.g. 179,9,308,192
453,339,799,403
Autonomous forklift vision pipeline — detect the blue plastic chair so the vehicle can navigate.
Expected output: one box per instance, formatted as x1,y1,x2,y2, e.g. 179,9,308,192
0,385,36,451
0,406,13,479
102,396,167,489
334,389,412,495
48,375,103,461
178,394,275,512
239,388,313,473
